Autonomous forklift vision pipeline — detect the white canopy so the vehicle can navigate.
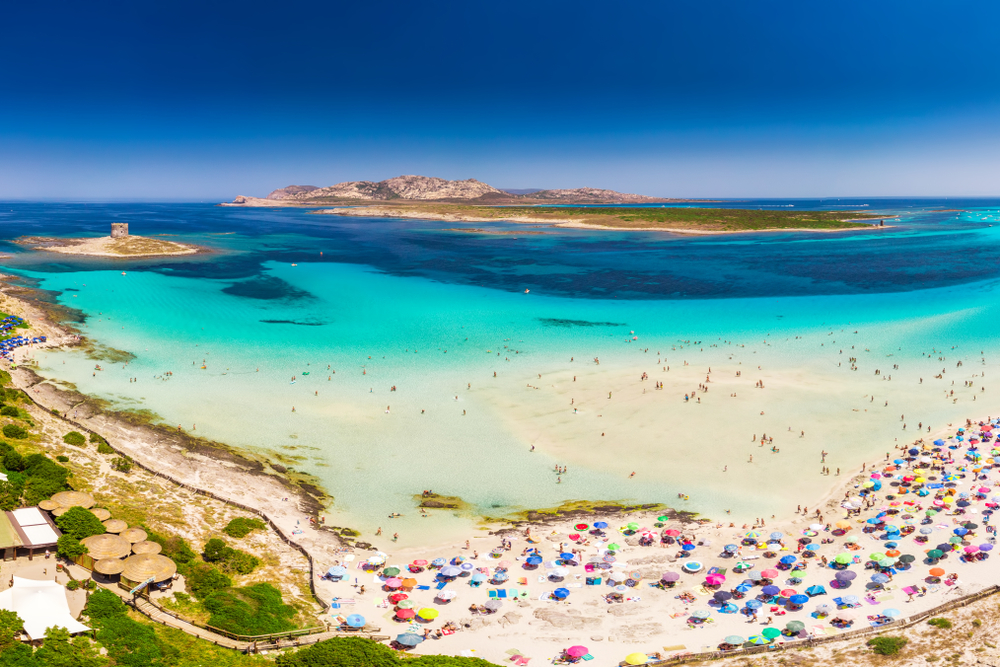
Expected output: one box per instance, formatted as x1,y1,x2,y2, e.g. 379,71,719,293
0,576,89,640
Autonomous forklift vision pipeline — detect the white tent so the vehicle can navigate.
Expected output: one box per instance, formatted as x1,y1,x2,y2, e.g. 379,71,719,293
0,576,89,640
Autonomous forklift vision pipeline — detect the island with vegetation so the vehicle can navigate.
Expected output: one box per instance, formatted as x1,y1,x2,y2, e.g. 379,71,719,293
16,234,202,258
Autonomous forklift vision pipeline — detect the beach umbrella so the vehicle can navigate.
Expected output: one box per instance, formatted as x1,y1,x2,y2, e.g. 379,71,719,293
805,585,826,596
871,573,890,585
553,588,570,599
786,620,805,633
898,555,916,564
761,627,781,640
761,585,780,595
412,559,428,567
747,635,768,645
470,573,487,583
725,544,739,553
593,521,608,529
661,572,680,582
981,544,994,552
780,588,797,597
869,552,885,562
964,545,980,554
346,614,365,628
388,593,408,603
761,569,779,579
608,543,621,551
567,646,588,658
395,609,416,619
745,570,762,581
626,522,639,531
395,632,423,646
440,566,461,577
806,544,821,552
779,555,797,565
436,590,456,600
432,558,446,566
769,531,784,541
949,536,963,545
401,578,417,588
559,552,576,561
790,569,806,580
681,543,696,551
713,591,733,602
815,603,833,615
395,600,414,609
745,531,761,539
884,608,901,617
385,578,402,589
550,568,568,578
625,653,649,665
927,549,945,560
367,555,386,566
705,574,725,586
789,595,809,605
663,529,681,537
919,527,934,535
724,635,746,645
691,609,711,619
460,562,475,571
526,555,543,566
383,567,401,577
575,523,589,531
484,600,503,611
745,599,763,609
327,565,347,577
843,594,859,604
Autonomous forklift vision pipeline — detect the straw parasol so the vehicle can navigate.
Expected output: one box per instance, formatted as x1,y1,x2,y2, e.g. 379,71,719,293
82,534,132,560
52,507,70,517
90,508,112,521
122,554,177,583
131,541,162,555
50,491,95,509
103,519,127,534
38,499,60,511
93,558,126,575
120,528,148,544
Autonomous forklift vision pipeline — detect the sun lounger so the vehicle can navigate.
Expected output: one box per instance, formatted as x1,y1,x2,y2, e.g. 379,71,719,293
436,581,447,590
417,585,430,590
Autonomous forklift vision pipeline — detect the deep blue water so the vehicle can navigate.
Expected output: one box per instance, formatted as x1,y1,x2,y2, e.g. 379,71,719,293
0,198,998,301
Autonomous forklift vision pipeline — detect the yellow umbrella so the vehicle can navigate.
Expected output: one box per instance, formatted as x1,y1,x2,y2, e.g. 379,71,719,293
625,653,649,665
835,520,851,530
417,608,439,620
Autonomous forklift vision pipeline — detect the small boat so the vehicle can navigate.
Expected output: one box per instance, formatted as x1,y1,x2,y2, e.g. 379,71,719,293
524,289,530,294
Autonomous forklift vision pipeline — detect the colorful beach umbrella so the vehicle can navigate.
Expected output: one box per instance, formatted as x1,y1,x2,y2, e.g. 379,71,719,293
625,653,648,665
567,646,588,658
395,632,423,646
418,608,439,620
346,614,365,627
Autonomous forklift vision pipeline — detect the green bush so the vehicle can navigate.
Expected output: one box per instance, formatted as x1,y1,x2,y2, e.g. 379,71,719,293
0,407,18,418
86,589,174,666
223,517,266,538
33,626,105,667
276,636,398,667
56,534,88,559
63,431,86,447
66,579,80,591
97,441,115,455
2,449,23,472
89,432,104,444
203,537,260,575
185,563,232,600
21,454,70,505
868,636,908,655
56,455,69,462
203,583,296,636
111,456,133,473
928,617,953,629
85,588,129,620
145,530,197,566
0,609,24,653
56,506,106,540
2,424,27,440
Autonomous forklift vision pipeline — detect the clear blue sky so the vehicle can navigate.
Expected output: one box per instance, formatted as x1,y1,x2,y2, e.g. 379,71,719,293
2,1,999,200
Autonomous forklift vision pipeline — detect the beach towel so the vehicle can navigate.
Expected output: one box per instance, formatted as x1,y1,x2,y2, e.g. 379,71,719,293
693,585,710,596
515,658,530,666
707,567,727,575
518,577,528,585
489,590,498,598
441,628,455,635
338,598,356,605
416,585,430,590
582,654,594,661
499,589,508,598
436,581,447,590
585,564,595,572
331,603,340,609
902,586,918,595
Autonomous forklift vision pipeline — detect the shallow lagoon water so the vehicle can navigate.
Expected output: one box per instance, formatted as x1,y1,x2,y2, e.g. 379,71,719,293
5,200,1000,544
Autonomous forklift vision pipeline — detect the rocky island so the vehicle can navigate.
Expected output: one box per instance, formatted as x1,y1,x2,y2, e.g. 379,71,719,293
17,223,203,257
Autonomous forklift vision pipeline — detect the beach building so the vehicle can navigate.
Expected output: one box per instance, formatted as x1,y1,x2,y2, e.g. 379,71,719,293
0,507,61,561
0,576,89,640
110,222,129,238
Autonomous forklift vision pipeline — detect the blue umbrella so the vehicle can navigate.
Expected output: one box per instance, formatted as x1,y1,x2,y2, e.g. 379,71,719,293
559,553,577,561
720,603,738,614
871,573,890,584
396,633,424,646
866,518,882,525
725,544,739,553
346,614,366,627
761,585,780,595
431,558,446,566
553,588,570,598
593,522,608,529
806,544,821,551
883,608,901,617
788,594,809,605
327,565,347,577
745,599,763,609
884,541,898,549
471,573,487,582
691,609,711,619
954,528,969,536
735,583,753,593
682,543,696,551
843,595,859,604
779,555,797,565
526,555,543,565
805,585,826,596
769,532,784,541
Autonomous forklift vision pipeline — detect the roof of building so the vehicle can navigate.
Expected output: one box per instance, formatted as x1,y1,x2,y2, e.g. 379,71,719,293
2,507,62,549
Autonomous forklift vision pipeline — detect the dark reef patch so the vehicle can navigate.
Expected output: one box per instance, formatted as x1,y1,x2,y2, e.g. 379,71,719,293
537,318,626,328
222,275,314,301
259,319,326,326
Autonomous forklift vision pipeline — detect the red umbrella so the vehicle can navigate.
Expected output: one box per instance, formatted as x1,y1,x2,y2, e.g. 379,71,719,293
780,588,797,597
567,646,588,658
412,559,428,567
395,608,416,619
388,593,409,603
664,529,681,537
760,569,779,579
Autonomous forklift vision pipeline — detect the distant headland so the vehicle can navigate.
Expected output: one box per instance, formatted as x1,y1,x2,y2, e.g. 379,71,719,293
221,175,891,233
16,223,204,258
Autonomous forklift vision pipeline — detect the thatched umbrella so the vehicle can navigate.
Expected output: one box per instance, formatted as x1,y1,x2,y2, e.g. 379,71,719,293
38,499,60,511
81,534,132,560
90,508,112,521
131,541,162,555
93,558,126,575
103,519,128,534
50,491,95,509
122,554,176,583
120,528,148,544
52,507,70,517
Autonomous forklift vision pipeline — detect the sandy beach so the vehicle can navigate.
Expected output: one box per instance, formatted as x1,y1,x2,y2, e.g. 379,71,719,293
16,235,202,257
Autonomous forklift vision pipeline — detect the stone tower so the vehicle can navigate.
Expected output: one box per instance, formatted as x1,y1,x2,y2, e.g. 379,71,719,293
111,223,129,238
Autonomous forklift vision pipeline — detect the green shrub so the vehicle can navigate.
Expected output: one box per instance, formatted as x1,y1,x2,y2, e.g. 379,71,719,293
223,517,266,538
86,589,175,666
0,609,24,653
57,534,88,559
33,626,105,667
56,506,106,540
868,636,908,655
56,455,69,462
2,424,27,440
85,588,129,620
203,583,296,636
203,537,260,575
21,454,70,505
62,431,86,447
111,456,133,473
97,441,115,455
144,530,197,566
928,617,953,629
185,563,232,600
2,449,24,472
66,579,80,591
0,407,18,418
275,636,399,667
89,432,104,444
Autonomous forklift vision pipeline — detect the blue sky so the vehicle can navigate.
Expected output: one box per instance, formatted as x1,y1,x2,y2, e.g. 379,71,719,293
2,1,999,199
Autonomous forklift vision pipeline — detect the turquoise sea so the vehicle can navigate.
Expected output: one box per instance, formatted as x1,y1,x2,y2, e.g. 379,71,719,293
4,200,1000,543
